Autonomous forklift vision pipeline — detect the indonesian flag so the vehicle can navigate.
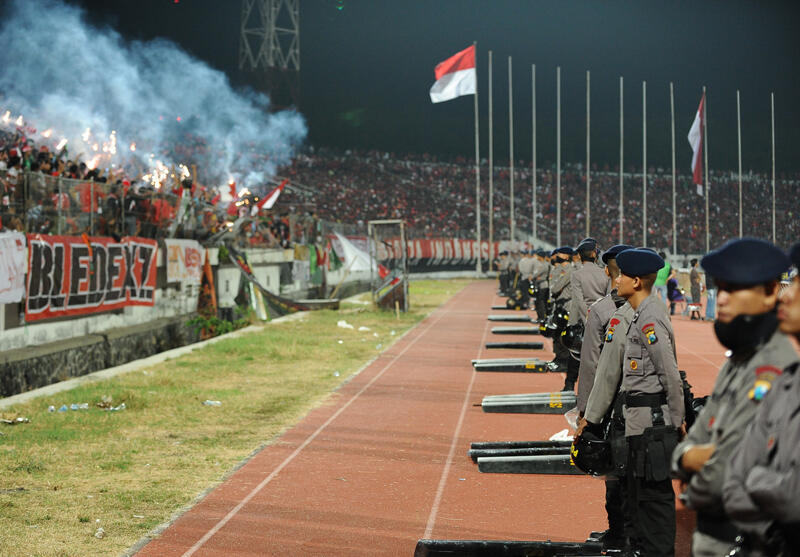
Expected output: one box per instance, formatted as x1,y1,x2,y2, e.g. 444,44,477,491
429,45,476,103
688,94,705,196
251,179,288,215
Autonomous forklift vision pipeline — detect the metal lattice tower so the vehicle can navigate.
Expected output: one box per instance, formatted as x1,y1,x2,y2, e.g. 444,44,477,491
239,0,300,107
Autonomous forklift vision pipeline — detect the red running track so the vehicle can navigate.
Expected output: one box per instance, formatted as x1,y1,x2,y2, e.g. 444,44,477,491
135,281,725,556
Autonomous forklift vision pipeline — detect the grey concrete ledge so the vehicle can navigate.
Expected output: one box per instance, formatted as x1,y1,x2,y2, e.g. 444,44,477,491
0,312,308,411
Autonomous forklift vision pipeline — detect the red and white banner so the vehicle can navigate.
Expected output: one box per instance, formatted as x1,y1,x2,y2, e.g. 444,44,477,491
165,239,203,284
688,93,705,196
335,236,499,264
25,235,158,322
429,45,476,103
0,231,27,304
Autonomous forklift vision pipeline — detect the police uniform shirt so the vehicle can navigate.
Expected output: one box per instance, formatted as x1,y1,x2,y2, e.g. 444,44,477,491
517,255,535,280
576,291,624,414
622,292,685,437
551,263,573,301
672,329,798,513
570,261,612,324
498,256,509,272
534,259,549,287
723,361,800,549
584,302,634,424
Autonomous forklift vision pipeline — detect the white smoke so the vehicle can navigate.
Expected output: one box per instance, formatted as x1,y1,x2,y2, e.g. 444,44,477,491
0,0,306,192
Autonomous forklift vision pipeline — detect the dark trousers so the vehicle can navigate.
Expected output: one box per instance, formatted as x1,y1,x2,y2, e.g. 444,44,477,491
553,337,570,365
565,352,580,386
535,287,548,322
626,446,676,557
605,477,627,538
518,279,531,306
499,272,509,293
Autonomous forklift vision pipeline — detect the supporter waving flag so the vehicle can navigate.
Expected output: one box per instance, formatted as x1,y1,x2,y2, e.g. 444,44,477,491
429,44,476,103
252,179,288,216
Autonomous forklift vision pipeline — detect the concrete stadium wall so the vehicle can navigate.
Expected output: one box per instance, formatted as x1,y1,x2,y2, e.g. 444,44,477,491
0,243,374,398
0,316,199,398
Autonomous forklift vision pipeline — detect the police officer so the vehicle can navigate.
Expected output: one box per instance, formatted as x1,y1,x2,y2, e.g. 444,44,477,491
548,247,575,374
533,249,550,321
574,243,634,550
517,249,536,308
723,242,800,556
577,244,634,417
616,248,685,557
671,238,795,557
571,238,612,325
497,250,510,294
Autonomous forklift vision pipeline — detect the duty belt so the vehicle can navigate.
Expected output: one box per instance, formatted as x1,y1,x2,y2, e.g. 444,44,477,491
624,392,667,408
696,512,740,544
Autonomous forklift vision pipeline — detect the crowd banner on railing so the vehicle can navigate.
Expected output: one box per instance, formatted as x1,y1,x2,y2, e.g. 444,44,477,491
25,234,158,322
226,243,309,317
369,237,500,264
0,230,27,304
164,239,203,284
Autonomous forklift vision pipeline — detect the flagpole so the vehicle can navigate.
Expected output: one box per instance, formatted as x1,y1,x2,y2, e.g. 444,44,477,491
703,86,709,253
508,56,515,242
586,70,590,237
488,50,494,258
474,41,482,273
771,92,776,244
619,76,624,244
737,89,742,238
556,65,561,246
670,82,676,255
531,64,537,243
642,80,647,246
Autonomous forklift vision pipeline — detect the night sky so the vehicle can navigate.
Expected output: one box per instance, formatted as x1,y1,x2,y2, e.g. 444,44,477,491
35,1,800,172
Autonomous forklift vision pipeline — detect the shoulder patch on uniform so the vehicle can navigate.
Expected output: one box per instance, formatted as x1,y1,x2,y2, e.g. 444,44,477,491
748,365,783,402
641,322,657,344
605,318,621,343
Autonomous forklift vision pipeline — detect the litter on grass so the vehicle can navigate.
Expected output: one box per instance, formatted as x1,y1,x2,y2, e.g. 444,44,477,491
0,415,30,425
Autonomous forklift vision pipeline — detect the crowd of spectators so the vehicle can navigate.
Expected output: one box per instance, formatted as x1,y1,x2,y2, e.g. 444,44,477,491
280,146,800,253
0,128,321,249
2,124,797,256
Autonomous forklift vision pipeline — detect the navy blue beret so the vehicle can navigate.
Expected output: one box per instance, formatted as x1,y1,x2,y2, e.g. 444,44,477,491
789,242,800,270
616,248,664,277
549,249,558,257
557,246,575,256
576,237,598,252
500,250,509,256
701,238,789,285
601,244,635,264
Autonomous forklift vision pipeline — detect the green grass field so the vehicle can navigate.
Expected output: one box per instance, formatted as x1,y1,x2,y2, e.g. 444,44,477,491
0,279,473,556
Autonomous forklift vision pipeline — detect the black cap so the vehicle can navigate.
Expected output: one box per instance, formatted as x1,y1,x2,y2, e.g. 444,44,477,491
617,248,664,277
557,246,575,256
602,244,635,264
499,250,508,256
701,238,789,286
576,237,598,252
790,242,800,269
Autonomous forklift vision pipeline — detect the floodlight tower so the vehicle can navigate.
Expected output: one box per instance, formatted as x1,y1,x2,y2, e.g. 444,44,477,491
239,0,300,108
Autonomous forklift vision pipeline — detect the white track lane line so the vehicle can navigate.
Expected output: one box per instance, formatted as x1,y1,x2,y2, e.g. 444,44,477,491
675,341,724,368
423,316,490,539
181,289,465,556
